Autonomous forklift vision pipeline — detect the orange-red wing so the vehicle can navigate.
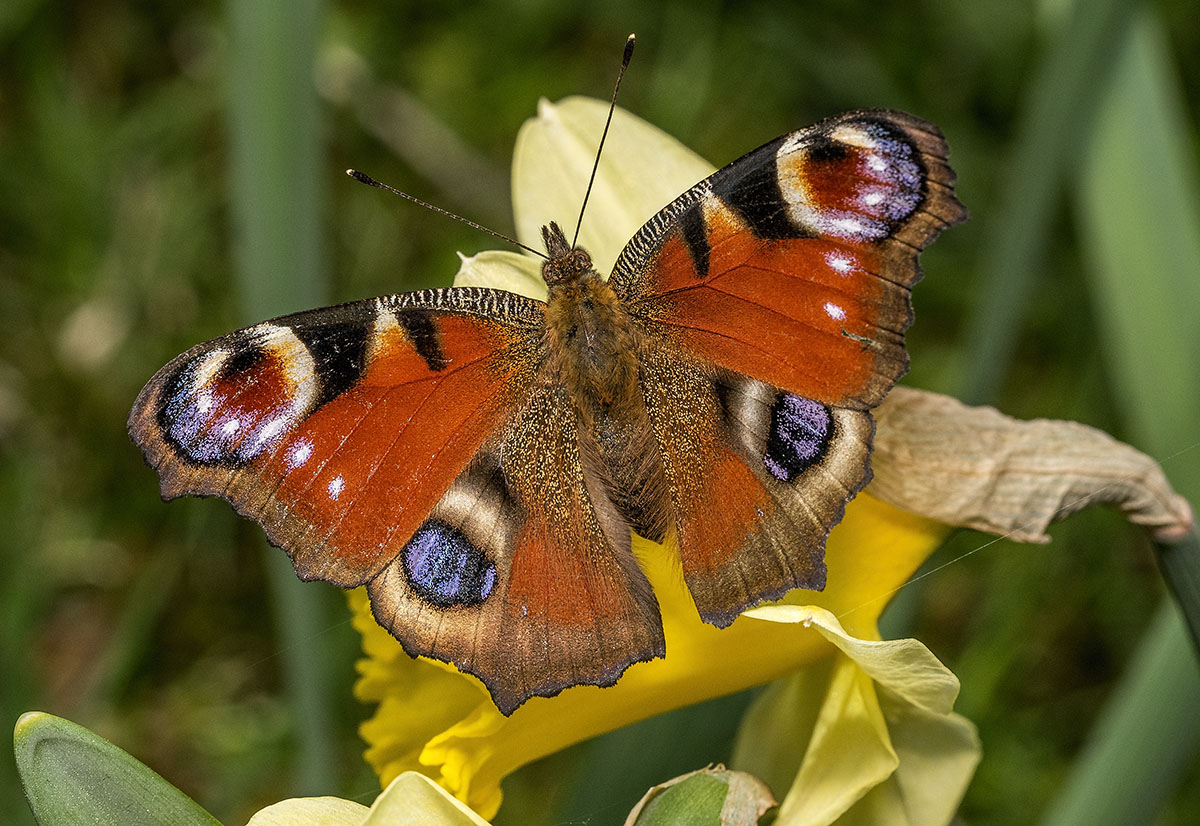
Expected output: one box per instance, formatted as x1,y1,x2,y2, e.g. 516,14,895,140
128,288,545,587
612,109,966,410
639,346,875,626
366,384,664,715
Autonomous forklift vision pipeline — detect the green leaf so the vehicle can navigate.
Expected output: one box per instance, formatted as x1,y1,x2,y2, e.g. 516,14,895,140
13,712,222,826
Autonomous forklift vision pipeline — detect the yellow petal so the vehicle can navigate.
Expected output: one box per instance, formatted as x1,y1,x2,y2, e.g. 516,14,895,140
451,250,546,301
365,772,492,826
511,96,715,270
354,495,948,819
245,796,368,826
732,606,979,826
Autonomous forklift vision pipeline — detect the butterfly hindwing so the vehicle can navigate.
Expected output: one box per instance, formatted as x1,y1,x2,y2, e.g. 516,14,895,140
367,384,664,714
639,346,873,626
128,288,546,587
612,109,966,409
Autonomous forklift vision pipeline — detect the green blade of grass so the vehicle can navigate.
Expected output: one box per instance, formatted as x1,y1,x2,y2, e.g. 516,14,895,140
1159,532,1200,651
225,0,335,795
958,0,1136,404
1039,8,1200,825
1038,603,1200,826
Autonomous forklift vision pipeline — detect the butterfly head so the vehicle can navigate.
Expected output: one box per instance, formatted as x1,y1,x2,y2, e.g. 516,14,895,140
540,221,594,286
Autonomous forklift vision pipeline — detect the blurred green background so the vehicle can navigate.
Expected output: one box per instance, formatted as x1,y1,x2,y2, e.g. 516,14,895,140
2,1,1199,824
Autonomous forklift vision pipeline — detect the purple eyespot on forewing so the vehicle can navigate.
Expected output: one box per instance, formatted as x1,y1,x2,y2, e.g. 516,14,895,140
403,520,496,606
160,349,302,465
860,123,923,221
763,394,832,482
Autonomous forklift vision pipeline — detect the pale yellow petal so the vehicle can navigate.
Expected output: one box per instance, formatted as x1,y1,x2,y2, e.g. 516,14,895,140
245,796,368,826
511,96,715,270
745,605,960,714
815,699,979,826
858,692,978,826
365,772,491,826
776,657,898,826
451,249,546,301
733,607,978,826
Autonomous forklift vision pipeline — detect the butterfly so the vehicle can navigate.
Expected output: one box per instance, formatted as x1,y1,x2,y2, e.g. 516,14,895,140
129,106,966,715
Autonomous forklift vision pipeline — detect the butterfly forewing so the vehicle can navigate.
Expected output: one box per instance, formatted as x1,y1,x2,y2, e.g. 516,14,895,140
129,288,545,587
612,109,967,409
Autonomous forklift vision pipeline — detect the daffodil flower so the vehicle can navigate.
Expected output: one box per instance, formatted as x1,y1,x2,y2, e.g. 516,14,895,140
350,97,1192,825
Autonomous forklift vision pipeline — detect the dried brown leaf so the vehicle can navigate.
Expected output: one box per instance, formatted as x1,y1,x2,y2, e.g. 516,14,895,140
870,387,1194,543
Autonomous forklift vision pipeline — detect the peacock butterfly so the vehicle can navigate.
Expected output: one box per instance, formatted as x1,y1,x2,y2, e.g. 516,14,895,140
129,77,966,714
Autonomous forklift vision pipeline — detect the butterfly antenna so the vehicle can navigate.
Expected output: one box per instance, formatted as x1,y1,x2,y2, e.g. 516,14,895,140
570,33,636,249
346,169,548,260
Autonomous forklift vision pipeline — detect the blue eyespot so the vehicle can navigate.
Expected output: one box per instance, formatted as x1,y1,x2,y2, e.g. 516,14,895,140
763,394,832,481
402,520,496,607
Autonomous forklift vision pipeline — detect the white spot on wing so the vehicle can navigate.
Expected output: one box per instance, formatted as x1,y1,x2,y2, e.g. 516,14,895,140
248,416,288,453
220,418,240,435
287,438,313,469
825,252,855,274
829,216,866,237
328,475,345,500
824,302,847,321
867,154,887,172
862,191,884,207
